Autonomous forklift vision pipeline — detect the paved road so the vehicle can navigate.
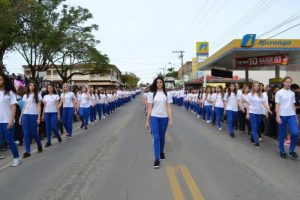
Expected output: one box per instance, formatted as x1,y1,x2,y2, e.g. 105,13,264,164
0,97,299,200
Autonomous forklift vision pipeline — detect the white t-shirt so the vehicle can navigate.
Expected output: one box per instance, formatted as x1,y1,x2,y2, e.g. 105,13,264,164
148,91,173,118
214,93,224,108
23,93,42,115
247,93,264,115
61,92,75,108
89,94,95,106
275,89,296,116
43,94,60,113
224,92,240,112
0,91,17,123
78,93,90,108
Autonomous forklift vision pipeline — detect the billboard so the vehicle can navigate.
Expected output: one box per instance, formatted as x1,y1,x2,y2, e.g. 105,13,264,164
236,54,288,68
196,42,209,56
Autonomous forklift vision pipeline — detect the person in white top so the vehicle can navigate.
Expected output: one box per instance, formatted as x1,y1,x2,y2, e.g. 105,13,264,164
146,77,173,169
275,77,299,159
19,81,43,157
213,86,224,130
88,87,96,125
224,83,243,138
95,88,102,120
204,87,213,123
42,84,62,147
240,86,251,134
77,86,90,129
60,83,76,139
201,88,206,120
246,82,271,148
0,73,21,166
210,87,217,125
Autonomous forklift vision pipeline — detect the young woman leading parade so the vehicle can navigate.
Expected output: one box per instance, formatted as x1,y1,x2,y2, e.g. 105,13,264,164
146,77,173,169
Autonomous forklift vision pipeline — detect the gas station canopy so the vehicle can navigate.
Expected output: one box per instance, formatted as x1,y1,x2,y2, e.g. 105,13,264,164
199,38,300,71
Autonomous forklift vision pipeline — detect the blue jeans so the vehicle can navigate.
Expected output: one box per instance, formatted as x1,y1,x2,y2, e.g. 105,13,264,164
150,116,169,161
226,110,238,135
278,115,299,153
205,105,212,121
44,112,61,144
90,106,96,122
249,114,264,144
22,114,42,153
0,123,19,158
63,107,74,136
79,107,90,128
215,107,224,128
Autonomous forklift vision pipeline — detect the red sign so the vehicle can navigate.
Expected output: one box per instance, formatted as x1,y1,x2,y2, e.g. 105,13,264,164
235,54,288,68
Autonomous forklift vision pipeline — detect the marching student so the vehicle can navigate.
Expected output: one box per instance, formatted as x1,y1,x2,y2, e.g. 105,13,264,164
224,83,243,138
146,77,173,169
19,81,43,158
89,87,96,125
95,88,102,120
77,86,90,130
240,85,251,134
213,85,224,131
201,87,206,120
275,77,299,160
60,83,76,139
210,87,217,125
0,72,21,166
204,86,212,123
42,84,62,147
245,82,271,148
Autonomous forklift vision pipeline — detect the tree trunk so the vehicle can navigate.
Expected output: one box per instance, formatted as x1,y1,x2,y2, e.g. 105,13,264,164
0,49,7,73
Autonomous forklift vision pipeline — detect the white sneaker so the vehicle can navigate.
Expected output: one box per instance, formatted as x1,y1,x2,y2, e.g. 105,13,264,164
12,158,21,167
259,138,262,142
0,155,5,159
218,127,222,131
14,141,20,145
206,120,210,124
197,115,200,118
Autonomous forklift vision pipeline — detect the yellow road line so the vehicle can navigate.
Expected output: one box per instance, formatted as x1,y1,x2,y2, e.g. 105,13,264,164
166,133,172,142
166,164,185,200
179,165,205,200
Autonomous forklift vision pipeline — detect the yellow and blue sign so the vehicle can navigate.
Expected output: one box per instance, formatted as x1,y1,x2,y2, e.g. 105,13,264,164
196,42,209,56
241,34,256,47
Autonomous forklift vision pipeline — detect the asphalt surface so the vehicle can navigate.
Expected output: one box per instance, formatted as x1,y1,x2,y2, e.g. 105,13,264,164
0,96,299,200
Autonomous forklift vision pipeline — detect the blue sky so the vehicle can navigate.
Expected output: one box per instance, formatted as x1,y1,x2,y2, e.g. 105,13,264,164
4,0,300,83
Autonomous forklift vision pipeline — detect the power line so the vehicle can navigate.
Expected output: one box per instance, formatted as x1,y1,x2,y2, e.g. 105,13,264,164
173,0,210,49
257,10,300,38
211,0,278,50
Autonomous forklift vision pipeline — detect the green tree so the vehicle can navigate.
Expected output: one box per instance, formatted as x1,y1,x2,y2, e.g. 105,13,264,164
48,4,110,83
0,0,31,72
15,0,66,80
121,72,140,89
165,67,178,78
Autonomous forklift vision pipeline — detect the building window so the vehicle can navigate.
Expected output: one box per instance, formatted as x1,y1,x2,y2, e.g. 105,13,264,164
46,70,51,75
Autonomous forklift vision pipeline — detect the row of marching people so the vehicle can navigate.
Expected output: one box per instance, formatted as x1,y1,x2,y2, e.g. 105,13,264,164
171,77,299,160
0,72,139,167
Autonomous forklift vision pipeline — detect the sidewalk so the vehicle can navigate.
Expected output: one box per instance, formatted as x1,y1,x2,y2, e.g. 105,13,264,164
0,121,83,171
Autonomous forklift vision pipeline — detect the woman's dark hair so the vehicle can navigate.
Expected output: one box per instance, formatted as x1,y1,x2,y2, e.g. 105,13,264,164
228,83,237,96
0,72,17,95
25,81,39,103
46,84,57,94
150,76,167,98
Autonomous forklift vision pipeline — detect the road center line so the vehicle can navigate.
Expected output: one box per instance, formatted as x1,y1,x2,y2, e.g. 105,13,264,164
166,164,185,200
179,165,205,200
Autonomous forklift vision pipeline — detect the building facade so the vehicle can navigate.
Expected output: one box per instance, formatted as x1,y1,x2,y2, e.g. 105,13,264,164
23,64,124,88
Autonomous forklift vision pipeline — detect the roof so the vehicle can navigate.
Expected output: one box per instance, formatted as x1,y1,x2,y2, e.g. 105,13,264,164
199,39,300,71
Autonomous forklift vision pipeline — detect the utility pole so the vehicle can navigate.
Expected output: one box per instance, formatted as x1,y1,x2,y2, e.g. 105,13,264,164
172,50,185,89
